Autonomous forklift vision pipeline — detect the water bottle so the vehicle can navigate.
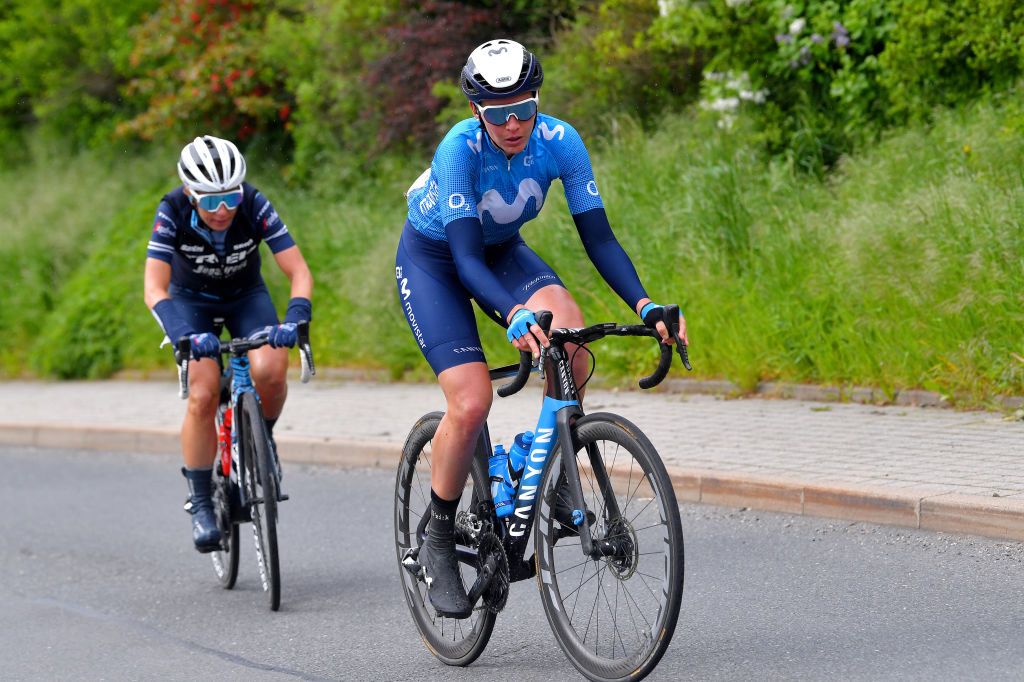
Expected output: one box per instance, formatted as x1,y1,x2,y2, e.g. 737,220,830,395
489,444,510,516
495,431,534,518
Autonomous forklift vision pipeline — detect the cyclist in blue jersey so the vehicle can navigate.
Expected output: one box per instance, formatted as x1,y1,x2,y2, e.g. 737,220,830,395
143,135,313,553
395,39,688,618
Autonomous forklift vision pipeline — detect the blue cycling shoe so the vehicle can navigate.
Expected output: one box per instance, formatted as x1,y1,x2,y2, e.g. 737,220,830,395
182,467,221,553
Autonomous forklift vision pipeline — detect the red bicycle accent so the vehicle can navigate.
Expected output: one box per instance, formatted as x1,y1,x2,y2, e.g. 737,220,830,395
218,406,233,477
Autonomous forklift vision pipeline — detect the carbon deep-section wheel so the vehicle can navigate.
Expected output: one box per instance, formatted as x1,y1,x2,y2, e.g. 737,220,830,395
240,391,281,611
535,412,684,682
394,412,496,666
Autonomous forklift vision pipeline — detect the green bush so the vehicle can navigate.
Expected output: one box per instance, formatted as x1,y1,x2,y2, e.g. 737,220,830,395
880,0,1024,120
0,0,159,145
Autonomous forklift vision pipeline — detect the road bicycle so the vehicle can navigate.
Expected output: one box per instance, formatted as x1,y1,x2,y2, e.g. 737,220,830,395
175,321,315,611
395,308,690,682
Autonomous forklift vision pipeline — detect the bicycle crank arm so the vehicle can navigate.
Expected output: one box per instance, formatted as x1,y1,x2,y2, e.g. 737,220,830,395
466,556,498,604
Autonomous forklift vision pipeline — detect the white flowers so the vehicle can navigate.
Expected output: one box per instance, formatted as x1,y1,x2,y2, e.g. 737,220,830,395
700,70,768,130
789,17,806,35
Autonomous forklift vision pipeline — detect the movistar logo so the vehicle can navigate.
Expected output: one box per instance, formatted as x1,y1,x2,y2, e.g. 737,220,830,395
488,47,508,56
537,122,565,141
478,178,544,224
466,131,483,154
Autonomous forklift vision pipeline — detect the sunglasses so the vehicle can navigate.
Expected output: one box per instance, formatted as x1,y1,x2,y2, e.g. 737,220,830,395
191,187,244,212
476,96,539,126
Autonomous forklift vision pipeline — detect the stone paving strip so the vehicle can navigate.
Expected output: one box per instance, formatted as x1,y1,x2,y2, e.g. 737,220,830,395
1,380,1021,540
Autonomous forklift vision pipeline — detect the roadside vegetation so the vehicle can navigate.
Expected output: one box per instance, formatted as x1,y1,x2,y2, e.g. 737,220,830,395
1,0,1021,405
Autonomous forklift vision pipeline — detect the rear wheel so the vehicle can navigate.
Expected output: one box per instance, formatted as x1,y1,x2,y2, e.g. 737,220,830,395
394,412,496,666
210,470,240,589
534,413,684,682
210,403,240,588
240,392,281,611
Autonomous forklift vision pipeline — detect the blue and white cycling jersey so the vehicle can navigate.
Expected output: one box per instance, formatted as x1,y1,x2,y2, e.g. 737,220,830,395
406,114,604,243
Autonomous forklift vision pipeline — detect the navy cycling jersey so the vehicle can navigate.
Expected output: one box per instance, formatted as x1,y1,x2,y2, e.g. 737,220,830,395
146,183,295,299
406,113,604,244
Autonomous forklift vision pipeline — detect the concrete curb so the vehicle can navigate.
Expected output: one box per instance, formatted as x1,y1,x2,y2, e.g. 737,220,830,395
3,423,1022,542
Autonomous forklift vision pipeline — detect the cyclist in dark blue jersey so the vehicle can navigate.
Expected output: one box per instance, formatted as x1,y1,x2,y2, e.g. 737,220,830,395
395,39,688,618
144,135,313,553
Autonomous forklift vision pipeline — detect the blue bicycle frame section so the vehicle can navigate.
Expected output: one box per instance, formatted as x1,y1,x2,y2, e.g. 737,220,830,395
507,396,578,539
228,355,260,502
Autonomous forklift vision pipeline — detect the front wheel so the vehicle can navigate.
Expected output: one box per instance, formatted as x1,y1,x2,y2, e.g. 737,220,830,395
535,413,684,682
239,392,281,611
394,412,496,666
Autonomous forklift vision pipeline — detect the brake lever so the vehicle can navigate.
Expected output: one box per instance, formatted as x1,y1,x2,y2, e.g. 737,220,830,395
663,304,692,371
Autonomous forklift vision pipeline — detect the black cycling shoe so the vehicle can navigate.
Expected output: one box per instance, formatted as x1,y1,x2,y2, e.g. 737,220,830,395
550,479,597,543
417,539,473,619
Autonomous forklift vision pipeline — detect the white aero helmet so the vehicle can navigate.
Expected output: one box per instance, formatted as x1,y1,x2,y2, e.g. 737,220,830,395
460,39,544,103
177,135,247,193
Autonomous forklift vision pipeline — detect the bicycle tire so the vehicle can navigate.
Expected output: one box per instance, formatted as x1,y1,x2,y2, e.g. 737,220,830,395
534,412,684,682
210,403,240,589
239,392,281,611
394,412,496,666
211,471,240,589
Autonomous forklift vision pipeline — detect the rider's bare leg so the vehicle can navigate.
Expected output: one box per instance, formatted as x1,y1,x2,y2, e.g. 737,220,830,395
249,345,289,422
181,358,220,468
525,284,589,400
431,361,494,499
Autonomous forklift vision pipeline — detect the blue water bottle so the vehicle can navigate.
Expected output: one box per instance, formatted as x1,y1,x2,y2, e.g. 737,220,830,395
489,444,512,517
495,431,534,518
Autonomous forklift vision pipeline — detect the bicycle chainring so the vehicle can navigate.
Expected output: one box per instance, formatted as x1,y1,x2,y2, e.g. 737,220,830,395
477,531,509,613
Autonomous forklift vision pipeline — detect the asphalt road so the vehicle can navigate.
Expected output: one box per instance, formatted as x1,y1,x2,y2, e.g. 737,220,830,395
2,445,1023,680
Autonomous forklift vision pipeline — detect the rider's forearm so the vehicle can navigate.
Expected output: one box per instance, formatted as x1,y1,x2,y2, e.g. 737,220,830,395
445,217,519,321
572,208,648,311
287,264,313,301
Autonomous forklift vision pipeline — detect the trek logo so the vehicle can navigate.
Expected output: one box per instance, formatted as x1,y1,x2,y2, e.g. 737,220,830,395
508,427,554,537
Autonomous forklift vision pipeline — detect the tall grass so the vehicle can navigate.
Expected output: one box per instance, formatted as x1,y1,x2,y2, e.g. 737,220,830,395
1,98,1021,403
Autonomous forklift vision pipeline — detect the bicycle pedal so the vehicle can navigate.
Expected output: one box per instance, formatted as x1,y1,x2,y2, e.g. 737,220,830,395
401,547,423,577
278,493,290,502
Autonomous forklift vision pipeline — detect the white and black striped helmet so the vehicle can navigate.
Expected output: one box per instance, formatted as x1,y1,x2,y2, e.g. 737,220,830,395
177,135,246,193
461,39,543,103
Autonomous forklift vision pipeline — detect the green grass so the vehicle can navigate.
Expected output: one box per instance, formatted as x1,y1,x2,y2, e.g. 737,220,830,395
1,98,1022,405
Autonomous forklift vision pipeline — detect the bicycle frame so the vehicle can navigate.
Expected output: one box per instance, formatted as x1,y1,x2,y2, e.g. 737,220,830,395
225,354,260,510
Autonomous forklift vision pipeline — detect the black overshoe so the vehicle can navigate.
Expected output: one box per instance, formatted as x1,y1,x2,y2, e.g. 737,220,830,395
418,537,472,619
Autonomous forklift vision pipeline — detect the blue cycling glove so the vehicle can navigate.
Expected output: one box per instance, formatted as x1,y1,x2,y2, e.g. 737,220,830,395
189,332,220,359
261,297,311,349
506,308,538,343
264,323,298,349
